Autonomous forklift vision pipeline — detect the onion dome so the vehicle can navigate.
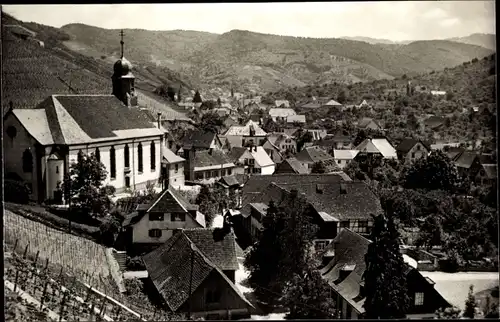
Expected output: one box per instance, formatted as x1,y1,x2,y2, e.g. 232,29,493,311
113,56,133,76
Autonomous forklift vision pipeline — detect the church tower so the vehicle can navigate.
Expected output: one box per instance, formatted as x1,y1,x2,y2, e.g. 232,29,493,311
112,30,138,107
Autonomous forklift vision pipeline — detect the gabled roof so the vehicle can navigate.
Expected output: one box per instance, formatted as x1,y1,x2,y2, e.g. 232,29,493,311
323,99,342,106
182,130,219,150
356,138,397,159
357,117,380,129
286,115,306,123
162,146,185,164
320,229,372,314
453,151,478,169
224,120,266,136
9,95,163,146
222,135,243,150
142,229,250,312
295,146,335,164
219,175,242,187
193,150,235,169
228,147,253,163
277,157,309,174
269,108,296,118
250,146,275,167
333,150,359,160
396,138,431,153
301,102,323,109
424,115,445,128
283,128,300,138
480,164,497,179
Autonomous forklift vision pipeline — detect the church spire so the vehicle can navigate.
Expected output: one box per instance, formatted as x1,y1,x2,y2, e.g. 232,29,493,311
120,29,125,58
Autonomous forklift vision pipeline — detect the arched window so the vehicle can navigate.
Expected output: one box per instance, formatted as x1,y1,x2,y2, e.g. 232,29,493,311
22,149,33,173
124,144,130,168
150,141,156,171
138,143,143,173
110,146,116,179
95,147,101,163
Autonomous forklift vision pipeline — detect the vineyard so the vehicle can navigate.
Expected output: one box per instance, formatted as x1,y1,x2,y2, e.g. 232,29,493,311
4,209,186,321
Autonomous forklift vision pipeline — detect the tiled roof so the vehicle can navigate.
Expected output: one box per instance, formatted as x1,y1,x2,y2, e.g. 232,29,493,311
225,120,267,136
229,147,251,162
320,229,372,314
142,230,249,312
358,117,379,129
481,164,497,179
333,150,359,160
324,99,342,106
269,108,296,118
301,102,323,109
219,175,241,187
162,146,185,164
193,150,235,169
222,135,243,150
277,157,309,174
453,151,478,168
182,130,219,149
356,138,397,159
286,115,306,123
424,116,445,128
11,109,54,145
295,146,335,164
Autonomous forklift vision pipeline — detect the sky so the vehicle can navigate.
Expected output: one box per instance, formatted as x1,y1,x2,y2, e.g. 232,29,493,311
3,1,495,41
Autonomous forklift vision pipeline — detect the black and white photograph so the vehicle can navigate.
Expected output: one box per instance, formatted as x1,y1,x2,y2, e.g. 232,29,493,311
2,1,498,320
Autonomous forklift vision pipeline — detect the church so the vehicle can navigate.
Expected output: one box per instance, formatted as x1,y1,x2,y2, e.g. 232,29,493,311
3,32,183,203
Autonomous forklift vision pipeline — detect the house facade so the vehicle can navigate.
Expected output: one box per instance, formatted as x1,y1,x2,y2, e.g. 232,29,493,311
396,139,431,163
333,150,359,169
224,120,267,147
184,149,236,183
122,187,205,251
161,146,185,188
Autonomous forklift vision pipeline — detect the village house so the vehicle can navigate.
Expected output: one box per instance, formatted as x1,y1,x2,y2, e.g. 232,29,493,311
142,228,252,320
431,90,447,96
274,157,309,175
3,42,175,202
320,229,452,319
294,146,339,173
474,163,497,186
181,130,224,152
122,186,206,253
286,114,306,125
357,117,382,131
395,138,431,163
161,146,185,188
220,135,243,152
228,146,275,175
357,99,369,108
224,120,267,147
453,151,496,183
183,148,235,184
424,115,445,130
217,174,247,207
300,101,323,109
262,132,297,163
355,138,398,160
317,134,354,153
237,175,380,252
333,150,359,169
322,99,343,109
307,129,328,141
268,107,296,122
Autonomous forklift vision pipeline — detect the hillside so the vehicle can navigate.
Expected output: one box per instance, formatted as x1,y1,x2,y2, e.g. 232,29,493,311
448,33,496,51
1,13,193,117
266,54,496,146
59,24,494,94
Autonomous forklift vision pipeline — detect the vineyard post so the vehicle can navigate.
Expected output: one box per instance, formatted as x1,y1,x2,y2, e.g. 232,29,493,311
85,285,93,303
99,293,107,317
13,238,18,252
115,307,122,320
58,266,64,280
44,258,49,272
40,279,49,310
23,243,29,259
89,298,96,320
59,290,68,322
13,268,19,292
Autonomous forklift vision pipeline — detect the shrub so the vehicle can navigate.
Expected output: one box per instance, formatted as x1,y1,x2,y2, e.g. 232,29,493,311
126,256,146,270
4,179,30,204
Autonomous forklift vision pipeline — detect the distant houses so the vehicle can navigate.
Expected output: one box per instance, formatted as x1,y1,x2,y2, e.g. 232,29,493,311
274,99,290,108
224,120,267,147
229,146,275,175
269,108,297,122
357,117,382,131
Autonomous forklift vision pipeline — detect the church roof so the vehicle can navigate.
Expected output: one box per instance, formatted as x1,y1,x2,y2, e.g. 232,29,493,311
8,94,163,146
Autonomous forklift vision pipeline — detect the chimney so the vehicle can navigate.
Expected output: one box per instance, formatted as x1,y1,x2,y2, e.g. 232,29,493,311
157,112,162,129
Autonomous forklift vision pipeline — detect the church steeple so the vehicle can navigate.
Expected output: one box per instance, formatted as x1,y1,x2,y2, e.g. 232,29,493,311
112,29,138,107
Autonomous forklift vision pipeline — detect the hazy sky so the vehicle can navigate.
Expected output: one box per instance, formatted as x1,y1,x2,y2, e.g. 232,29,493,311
3,1,495,41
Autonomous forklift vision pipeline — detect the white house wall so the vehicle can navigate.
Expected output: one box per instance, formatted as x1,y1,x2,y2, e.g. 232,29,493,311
167,162,185,188
132,212,200,244
260,165,275,175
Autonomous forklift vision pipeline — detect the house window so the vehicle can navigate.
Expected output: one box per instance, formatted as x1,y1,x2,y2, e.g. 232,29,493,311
171,213,186,222
110,146,116,179
417,145,421,151
211,170,217,178
125,176,130,187
175,163,179,173
340,221,350,229
148,229,162,238
315,241,329,251
195,172,204,180
415,292,424,306
95,147,101,163
357,220,369,234
149,213,164,221
411,152,416,158
22,149,33,173
249,159,255,166
150,141,156,171
124,144,130,168
138,143,143,173
227,168,232,175
206,290,221,304
56,166,59,174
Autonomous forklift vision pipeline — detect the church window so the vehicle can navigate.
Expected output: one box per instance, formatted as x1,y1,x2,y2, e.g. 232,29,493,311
124,144,130,168
110,146,116,179
7,126,17,139
138,143,143,173
22,149,33,173
95,147,101,163
150,141,156,171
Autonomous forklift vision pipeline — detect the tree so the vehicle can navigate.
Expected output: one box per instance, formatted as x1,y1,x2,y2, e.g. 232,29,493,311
262,117,279,133
311,161,327,174
195,185,226,227
199,111,225,134
193,90,202,103
99,214,121,247
402,150,463,192
464,285,477,319
283,263,336,319
296,131,313,152
167,86,176,101
217,97,222,106
337,89,349,104
61,152,115,217
231,88,234,97
436,306,462,319
353,129,368,147
177,85,182,102
363,214,410,319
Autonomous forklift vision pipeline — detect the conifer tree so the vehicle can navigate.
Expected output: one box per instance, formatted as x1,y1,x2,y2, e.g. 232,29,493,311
193,90,202,103
464,285,477,319
363,214,410,319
